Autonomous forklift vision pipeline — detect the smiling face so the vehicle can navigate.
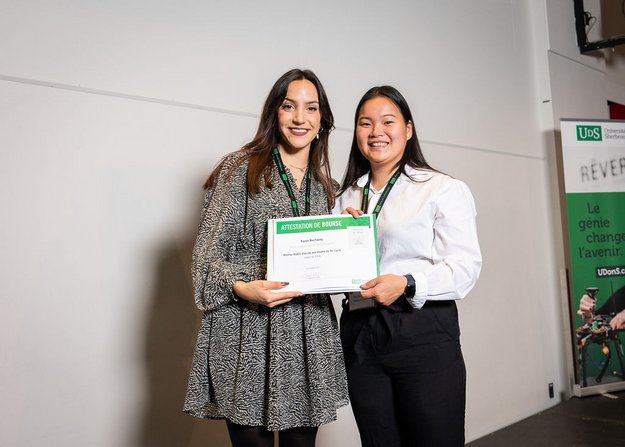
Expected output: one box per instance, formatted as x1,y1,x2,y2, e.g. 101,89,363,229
356,96,413,172
277,79,321,154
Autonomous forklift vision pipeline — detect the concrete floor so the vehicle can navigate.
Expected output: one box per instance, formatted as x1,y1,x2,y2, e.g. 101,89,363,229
467,391,625,446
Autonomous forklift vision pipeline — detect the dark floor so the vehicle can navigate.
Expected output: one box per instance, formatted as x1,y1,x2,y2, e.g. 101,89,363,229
467,391,625,447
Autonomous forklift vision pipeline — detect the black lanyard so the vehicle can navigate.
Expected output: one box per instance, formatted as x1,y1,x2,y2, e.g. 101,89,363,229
272,147,311,217
360,167,402,217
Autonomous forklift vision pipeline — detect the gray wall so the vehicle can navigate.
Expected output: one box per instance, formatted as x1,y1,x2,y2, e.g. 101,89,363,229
2,1,624,446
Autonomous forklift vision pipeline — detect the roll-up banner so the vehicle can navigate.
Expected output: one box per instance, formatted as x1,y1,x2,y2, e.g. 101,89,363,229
558,119,625,397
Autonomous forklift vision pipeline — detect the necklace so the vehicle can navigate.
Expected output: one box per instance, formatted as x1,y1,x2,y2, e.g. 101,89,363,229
272,147,311,217
285,161,308,173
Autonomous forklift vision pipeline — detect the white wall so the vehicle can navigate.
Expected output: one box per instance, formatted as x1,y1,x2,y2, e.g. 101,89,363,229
3,1,622,446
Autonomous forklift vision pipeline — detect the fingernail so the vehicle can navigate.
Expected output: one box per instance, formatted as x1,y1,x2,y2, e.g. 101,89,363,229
281,282,289,286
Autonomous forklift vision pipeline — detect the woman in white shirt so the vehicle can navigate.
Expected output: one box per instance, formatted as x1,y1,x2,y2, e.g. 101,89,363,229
335,86,482,447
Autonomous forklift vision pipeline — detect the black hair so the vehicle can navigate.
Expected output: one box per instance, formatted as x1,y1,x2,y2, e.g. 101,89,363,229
338,85,435,193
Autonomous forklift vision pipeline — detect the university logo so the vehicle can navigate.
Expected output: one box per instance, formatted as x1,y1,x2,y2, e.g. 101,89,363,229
576,125,602,141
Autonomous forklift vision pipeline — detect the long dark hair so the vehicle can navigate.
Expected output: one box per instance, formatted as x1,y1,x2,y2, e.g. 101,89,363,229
338,85,434,194
204,69,336,208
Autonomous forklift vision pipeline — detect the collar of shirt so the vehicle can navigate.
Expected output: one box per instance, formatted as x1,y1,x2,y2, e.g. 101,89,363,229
355,165,435,191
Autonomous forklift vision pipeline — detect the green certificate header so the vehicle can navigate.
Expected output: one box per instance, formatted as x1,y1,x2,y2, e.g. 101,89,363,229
276,216,371,234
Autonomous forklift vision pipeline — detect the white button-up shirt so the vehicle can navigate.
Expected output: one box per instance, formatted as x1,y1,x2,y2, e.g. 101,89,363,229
334,165,482,309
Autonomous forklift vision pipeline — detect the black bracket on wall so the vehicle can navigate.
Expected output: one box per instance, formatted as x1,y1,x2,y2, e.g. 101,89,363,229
574,0,625,53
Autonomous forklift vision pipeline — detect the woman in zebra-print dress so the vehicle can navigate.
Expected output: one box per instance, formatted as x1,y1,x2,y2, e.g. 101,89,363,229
183,69,348,447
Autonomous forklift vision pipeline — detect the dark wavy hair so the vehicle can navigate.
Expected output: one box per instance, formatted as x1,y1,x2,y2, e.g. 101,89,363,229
205,68,336,208
338,85,434,194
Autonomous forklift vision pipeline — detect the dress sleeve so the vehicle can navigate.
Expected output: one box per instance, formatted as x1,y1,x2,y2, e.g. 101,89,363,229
191,156,259,312
407,179,482,308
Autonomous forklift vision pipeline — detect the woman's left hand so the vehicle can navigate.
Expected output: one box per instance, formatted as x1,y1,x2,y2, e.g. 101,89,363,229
342,207,364,219
359,274,408,306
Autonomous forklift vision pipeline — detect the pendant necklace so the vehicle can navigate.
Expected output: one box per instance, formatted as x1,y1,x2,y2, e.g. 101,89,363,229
272,147,311,217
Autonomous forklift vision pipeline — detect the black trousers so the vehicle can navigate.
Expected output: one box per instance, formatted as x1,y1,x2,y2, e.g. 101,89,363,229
226,420,318,447
341,300,466,447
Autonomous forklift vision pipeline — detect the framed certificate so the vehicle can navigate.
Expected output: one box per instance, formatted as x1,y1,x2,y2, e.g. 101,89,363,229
267,214,379,294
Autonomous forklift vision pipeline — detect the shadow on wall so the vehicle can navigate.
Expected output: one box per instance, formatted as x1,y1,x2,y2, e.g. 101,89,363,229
136,232,231,447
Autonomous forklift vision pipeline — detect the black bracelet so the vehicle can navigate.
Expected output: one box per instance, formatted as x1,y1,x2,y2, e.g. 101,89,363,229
404,274,416,298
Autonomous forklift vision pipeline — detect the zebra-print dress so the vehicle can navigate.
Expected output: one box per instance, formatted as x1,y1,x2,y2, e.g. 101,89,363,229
183,151,349,430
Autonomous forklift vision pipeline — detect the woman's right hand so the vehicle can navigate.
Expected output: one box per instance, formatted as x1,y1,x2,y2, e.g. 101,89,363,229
577,294,595,321
342,207,364,218
233,280,302,308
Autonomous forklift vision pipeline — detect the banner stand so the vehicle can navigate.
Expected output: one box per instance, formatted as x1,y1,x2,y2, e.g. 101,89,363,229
558,119,625,398
573,381,625,397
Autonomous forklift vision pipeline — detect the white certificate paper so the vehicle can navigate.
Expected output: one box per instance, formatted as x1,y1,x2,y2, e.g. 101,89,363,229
267,214,379,294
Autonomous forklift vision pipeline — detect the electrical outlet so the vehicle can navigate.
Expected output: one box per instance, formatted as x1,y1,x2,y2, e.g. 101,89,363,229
548,382,554,398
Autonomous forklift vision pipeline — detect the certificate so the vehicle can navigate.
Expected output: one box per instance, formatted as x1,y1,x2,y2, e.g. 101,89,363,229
267,214,379,294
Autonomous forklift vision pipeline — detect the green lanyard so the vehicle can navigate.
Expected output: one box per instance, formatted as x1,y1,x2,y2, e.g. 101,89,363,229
360,167,402,217
272,147,311,217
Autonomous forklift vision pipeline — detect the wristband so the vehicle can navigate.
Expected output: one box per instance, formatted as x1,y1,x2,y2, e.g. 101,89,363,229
404,274,416,298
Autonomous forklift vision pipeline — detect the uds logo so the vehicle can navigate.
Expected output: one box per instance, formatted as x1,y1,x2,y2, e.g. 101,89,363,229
576,125,602,141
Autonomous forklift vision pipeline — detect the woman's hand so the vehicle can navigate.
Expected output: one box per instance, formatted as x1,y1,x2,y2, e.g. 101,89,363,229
577,294,595,322
342,207,364,219
359,274,408,307
233,280,302,308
